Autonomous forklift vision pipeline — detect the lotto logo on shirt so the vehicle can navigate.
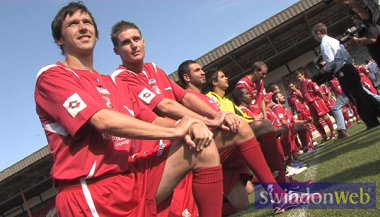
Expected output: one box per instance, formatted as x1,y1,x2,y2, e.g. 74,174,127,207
138,88,156,104
63,93,87,118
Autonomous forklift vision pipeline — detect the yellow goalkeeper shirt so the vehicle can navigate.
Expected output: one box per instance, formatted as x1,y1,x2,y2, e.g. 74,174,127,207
206,91,254,123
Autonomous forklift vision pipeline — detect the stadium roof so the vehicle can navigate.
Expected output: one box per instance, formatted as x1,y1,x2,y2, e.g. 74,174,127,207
0,0,354,214
169,0,352,87
0,146,52,214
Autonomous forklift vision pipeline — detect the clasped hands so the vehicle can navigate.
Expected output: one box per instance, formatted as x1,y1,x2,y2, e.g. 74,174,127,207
174,111,241,151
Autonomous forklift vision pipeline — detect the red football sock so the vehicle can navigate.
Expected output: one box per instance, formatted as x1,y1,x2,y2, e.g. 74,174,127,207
255,132,286,183
314,121,327,140
324,117,335,136
343,108,350,122
292,136,300,154
298,128,311,149
238,136,286,199
193,165,223,217
276,139,285,160
280,132,292,165
293,135,301,151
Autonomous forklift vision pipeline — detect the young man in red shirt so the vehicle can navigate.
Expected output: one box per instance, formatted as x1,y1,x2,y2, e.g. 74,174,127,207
287,82,317,148
35,3,223,216
235,61,269,119
295,69,336,142
272,92,314,154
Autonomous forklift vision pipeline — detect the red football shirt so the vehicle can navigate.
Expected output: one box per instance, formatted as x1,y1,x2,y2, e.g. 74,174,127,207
112,63,187,109
236,75,266,112
35,62,157,182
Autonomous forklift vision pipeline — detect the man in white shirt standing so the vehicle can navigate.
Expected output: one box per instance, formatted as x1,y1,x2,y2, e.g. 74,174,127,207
312,22,380,129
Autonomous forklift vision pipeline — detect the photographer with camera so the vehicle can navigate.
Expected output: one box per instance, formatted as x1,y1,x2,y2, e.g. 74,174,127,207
350,18,380,66
334,0,380,25
334,0,380,67
312,22,380,129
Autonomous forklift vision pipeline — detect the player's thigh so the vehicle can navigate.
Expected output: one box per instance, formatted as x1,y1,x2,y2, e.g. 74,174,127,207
156,140,219,202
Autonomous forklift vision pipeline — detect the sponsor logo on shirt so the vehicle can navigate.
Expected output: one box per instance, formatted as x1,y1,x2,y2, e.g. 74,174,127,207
96,87,113,108
152,85,162,94
96,86,110,95
138,88,156,104
63,93,87,118
102,96,113,108
102,133,131,147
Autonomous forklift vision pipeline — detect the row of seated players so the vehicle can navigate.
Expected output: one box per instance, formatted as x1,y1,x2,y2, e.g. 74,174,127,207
158,60,375,216
196,62,377,216
171,60,375,216
174,61,319,216
117,57,379,216
186,66,314,213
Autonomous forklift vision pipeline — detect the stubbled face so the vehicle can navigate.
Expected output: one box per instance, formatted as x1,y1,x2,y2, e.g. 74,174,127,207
114,28,145,67
58,10,97,56
241,88,253,104
188,63,206,87
215,71,229,90
277,93,286,104
253,66,268,81
288,83,297,92
296,73,305,82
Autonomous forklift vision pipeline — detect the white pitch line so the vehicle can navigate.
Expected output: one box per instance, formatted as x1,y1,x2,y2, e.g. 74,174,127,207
291,161,318,217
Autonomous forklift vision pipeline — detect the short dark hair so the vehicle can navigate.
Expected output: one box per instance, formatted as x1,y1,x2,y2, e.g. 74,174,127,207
294,67,306,77
251,61,268,73
288,82,296,89
51,1,99,54
231,88,245,105
312,22,327,35
178,60,197,88
206,68,220,91
111,20,142,48
268,84,279,93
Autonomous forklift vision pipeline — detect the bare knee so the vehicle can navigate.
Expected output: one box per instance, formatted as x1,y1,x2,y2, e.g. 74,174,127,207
234,120,255,143
239,120,254,136
192,141,220,169
226,181,250,211
250,119,275,136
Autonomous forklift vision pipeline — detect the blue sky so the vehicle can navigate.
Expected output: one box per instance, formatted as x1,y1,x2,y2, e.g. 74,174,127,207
0,0,299,171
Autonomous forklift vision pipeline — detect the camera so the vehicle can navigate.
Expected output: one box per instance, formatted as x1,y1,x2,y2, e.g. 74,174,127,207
339,26,358,43
339,24,368,44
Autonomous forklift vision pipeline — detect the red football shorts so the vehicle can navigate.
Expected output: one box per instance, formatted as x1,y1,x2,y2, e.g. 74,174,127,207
55,141,171,217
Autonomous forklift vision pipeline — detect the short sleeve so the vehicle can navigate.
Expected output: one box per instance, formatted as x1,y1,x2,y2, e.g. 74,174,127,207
35,67,105,137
